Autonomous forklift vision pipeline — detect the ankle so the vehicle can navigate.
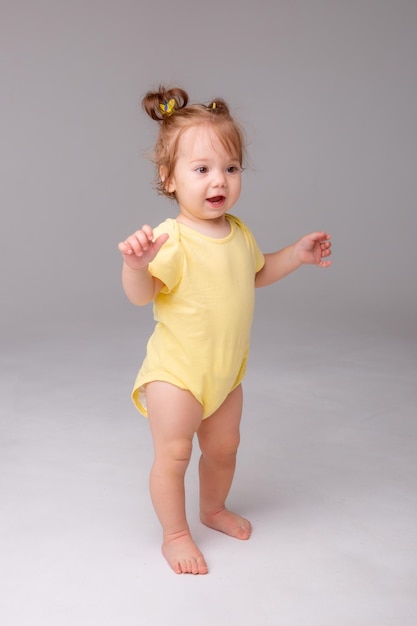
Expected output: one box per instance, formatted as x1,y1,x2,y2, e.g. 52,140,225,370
200,506,225,520
163,528,192,544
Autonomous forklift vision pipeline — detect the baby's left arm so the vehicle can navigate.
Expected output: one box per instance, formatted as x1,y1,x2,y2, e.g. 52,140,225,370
255,232,331,288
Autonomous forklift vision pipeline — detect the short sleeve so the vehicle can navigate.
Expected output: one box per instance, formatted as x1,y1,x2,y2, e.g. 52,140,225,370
148,220,183,293
230,215,265,273
250,236,265,273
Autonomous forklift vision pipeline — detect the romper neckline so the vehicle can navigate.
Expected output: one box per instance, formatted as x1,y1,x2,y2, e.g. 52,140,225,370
174,214,236,244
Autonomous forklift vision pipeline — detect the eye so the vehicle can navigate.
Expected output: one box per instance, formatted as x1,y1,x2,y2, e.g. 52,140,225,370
196,166,208,174
226,165,241,174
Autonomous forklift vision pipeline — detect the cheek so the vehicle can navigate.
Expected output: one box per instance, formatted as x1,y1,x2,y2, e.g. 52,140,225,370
233,179,242,196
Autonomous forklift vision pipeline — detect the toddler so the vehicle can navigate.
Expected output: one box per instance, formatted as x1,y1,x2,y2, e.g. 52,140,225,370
118,86,331,575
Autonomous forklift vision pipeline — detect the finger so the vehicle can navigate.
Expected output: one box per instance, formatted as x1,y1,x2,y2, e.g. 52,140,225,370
318,249,332,266
126,230,152,256
141,224,154,242
314,232,331,242
136,229,152,248
319,244,331,255
118,241,133,254
152,233,169,255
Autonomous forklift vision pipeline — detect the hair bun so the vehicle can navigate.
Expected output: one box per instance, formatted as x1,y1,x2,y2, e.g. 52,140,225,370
205,99,229,115
142,86,189,121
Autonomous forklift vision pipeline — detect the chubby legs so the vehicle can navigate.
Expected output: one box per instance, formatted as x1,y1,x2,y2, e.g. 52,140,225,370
146,382,250,575
197,384,252,540
146,381,206,574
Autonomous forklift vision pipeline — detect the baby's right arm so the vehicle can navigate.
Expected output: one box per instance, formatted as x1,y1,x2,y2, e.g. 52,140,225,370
118,225,169,306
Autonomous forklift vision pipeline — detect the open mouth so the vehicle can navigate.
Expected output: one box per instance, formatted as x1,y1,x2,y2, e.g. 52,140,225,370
207,195,225,206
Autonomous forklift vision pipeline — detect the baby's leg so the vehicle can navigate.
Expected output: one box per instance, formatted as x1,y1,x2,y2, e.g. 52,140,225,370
146,381,208,575
197,384,252,540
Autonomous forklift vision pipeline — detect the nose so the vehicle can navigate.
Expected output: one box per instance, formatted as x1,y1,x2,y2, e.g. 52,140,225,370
212,169,227,187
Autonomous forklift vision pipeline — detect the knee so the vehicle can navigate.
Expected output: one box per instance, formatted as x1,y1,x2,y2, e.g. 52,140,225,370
201,434,240,463
165,437,193,463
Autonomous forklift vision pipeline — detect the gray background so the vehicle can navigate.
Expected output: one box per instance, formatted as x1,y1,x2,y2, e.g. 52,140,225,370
1,1,417,625
2,0,416,337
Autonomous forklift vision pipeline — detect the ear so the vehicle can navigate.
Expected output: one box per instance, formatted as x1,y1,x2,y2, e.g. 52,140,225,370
166,179,176,193
159,166,176,193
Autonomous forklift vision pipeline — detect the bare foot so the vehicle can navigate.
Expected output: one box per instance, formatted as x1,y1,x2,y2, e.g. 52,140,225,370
200,508,252,540
162,532,208,575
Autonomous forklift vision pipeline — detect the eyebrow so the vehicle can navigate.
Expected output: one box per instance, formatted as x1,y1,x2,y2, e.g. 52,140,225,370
188,156,240,164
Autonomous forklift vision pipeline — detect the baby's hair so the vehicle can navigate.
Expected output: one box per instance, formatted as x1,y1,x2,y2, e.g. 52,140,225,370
142,85,245,199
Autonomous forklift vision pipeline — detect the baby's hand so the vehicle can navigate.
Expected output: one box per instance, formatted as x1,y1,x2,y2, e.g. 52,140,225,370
296,232,332,267
118,225,169,270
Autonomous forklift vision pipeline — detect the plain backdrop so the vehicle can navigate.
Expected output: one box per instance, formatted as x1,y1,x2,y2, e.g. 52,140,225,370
1,0,416,340
1,2,417,625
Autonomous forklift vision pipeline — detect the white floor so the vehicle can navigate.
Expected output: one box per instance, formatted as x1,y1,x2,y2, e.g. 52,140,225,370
1,305,416,626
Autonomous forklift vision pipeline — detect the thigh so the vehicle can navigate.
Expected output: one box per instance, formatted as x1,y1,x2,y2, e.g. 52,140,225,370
146,381,204,452
197,384,243,456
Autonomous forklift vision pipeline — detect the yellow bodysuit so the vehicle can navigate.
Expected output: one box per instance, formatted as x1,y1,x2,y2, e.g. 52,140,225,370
132,214,265,418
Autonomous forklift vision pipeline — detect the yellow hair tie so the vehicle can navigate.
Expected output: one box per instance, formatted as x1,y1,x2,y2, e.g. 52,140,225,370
159,98,175,116
212,102,216,110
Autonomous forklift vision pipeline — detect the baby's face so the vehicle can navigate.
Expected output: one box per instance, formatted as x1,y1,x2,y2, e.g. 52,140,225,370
167,125,242,227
